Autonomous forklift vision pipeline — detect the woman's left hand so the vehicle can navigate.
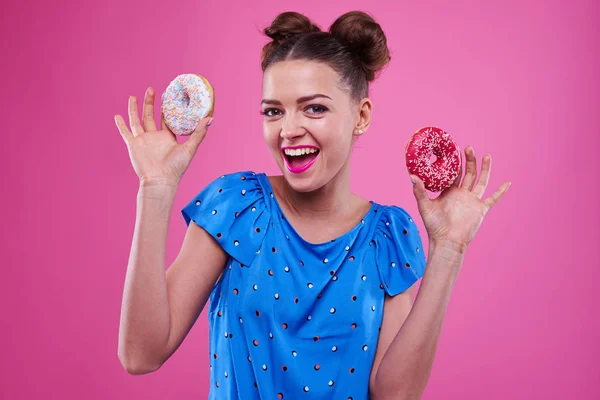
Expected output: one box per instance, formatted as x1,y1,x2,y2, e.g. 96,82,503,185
410,145,511,254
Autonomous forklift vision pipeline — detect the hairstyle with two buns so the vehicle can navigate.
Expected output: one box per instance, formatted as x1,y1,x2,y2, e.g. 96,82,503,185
260,11,391,103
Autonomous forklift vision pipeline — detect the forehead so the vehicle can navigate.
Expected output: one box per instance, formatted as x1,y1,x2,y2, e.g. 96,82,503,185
262,60,344,100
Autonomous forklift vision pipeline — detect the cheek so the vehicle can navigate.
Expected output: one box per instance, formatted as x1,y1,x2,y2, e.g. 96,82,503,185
262,122,277,145
263,123,283,159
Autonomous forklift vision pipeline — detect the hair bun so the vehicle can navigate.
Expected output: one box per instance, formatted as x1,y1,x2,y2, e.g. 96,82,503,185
264,11,321,45
329,11,391,81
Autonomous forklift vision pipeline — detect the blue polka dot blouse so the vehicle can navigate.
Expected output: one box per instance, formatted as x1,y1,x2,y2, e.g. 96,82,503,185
181,171,427,399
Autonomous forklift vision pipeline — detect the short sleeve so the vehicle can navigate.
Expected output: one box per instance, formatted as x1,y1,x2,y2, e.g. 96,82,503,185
373,206,427,296
181,171,271,266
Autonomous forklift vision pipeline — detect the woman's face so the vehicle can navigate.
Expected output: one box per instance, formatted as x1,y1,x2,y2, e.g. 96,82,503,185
261,60,367,192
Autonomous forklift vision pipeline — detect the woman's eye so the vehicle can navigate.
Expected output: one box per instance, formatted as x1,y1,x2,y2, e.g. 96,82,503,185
261,108,281,117
306,105,328,114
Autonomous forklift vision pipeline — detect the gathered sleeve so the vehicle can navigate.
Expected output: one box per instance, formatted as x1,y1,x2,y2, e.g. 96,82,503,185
372,206,427,296
181,171,270,266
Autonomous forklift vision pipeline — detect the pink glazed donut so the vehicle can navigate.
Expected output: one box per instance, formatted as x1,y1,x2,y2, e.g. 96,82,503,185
161,73,215,136
405,126,461,192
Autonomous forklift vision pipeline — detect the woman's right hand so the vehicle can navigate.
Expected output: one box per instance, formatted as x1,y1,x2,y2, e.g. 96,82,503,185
114,87,212,188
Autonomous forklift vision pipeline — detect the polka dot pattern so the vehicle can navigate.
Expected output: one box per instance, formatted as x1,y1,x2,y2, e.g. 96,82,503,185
181,171,427,399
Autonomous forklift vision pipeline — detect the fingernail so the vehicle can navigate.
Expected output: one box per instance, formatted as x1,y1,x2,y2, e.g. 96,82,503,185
148,87,153,95
410,175,416,186
207,117,213,127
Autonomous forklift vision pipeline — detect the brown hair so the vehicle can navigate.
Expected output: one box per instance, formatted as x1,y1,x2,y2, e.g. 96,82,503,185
260,11,391,103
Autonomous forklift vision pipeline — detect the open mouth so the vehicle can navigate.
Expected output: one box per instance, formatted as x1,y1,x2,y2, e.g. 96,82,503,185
282,147,320,173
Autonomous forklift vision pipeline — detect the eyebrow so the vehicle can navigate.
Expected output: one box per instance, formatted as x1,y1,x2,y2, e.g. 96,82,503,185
261,94,332,106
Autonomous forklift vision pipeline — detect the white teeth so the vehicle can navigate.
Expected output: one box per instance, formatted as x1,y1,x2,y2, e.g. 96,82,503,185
284,148,318,156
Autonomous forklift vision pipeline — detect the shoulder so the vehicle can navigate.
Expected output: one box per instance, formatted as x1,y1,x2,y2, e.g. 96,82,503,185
180,171,271,265
370,203,427,296
200,170,264,196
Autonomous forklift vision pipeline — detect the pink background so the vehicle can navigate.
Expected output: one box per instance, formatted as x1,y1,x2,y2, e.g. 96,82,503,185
1,0,598,398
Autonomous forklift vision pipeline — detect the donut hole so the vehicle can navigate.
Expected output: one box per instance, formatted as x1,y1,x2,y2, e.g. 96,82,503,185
429,154,438,164
183,92,190,106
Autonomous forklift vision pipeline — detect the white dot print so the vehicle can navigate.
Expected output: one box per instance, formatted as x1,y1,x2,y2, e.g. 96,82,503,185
188,174,428,395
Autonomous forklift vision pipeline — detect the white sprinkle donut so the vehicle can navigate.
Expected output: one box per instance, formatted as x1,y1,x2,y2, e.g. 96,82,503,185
405,126,461,192
161,74,215,136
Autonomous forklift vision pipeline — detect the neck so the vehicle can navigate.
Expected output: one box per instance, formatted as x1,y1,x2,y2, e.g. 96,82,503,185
280,160,354,219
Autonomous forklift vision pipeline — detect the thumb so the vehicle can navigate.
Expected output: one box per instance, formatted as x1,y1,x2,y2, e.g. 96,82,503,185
410,174,429,204
184,116,212,152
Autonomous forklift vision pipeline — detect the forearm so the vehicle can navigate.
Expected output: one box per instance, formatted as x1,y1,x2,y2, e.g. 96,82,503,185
372,242,465,400
118,182,178,373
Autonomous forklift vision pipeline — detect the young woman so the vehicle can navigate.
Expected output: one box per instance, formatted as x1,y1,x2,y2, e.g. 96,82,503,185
115,11,511,400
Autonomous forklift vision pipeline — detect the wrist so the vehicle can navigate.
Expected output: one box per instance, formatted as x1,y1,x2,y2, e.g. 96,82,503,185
430,239,468,255
139,176,180,188
138,181,178,200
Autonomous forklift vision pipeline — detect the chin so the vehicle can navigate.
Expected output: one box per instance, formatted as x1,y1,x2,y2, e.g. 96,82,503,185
284,174,320,193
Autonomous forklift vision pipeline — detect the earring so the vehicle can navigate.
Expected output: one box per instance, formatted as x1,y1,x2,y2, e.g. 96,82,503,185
358,129,363,135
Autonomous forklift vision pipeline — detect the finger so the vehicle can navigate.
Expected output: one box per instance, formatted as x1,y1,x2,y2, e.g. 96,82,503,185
183,116,213,155
161,112,177,140
128,96,144,136
461,145,477,191
473,154,492,199
114,114,133,145
142,87,158,132
451,146,464,189
483,181,511,210
410,174,430,205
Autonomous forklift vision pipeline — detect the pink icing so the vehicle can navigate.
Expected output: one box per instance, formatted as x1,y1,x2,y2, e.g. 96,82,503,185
405,127,461,192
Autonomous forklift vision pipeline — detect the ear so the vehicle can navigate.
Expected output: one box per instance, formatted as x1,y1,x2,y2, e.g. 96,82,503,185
353,97,373,136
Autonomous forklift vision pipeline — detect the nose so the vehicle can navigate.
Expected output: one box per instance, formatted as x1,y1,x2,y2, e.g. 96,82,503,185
280,114,306,141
